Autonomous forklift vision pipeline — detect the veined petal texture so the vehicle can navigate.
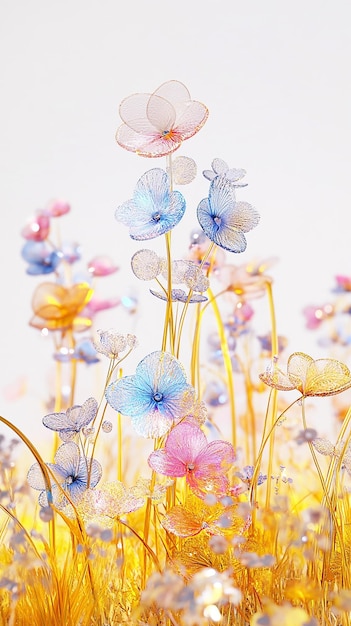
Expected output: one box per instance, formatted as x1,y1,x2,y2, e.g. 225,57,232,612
105,351,195,438
115,169,186,240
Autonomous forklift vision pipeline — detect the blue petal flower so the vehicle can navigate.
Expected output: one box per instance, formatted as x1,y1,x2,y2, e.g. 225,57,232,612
115,168,186,240
21,240,62,275
197,176,260,253
27,442,102,509
105,351,195,438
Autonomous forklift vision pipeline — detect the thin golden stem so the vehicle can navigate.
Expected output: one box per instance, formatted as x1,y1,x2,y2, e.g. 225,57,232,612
208,286,236,448
264,279,279,509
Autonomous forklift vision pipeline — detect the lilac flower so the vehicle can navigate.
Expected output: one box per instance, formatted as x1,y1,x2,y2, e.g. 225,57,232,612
203,158,247,187
197,176,260,253
115,168,186,240
42,397,98,442
105,351,195,438
236,465,267,487
27,442,102,509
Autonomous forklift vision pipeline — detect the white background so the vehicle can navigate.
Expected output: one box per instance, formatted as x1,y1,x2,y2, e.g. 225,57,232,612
1,0,351,448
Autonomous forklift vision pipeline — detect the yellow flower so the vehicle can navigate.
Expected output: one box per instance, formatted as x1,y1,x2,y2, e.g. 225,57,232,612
259,352,351,397
30,281,93,331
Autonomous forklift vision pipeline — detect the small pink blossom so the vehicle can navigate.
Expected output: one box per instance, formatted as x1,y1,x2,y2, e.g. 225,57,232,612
88,255,119,277
148,421,235,499
21,212,50,242
83,295,120,316
302,304,334,330
45,199,71,217
335,274,351,292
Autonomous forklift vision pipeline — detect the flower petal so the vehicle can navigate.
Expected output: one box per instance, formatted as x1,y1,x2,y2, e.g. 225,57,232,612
54,442,80,477
131,411,173,438
115,169,186,240
161,504,204,537
165,421,207,461
305,358,351,396
148,449,187,477
229,201,260,233
105,375,154,417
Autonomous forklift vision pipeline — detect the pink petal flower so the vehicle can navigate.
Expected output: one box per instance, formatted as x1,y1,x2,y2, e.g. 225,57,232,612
191,440,235,484
148,421,206,476
21,212,50,241
302,304,333,330
148,421,235,499
88,255,119,277
45,200,71,217
116,80,209,158
335,274,351,292
148,449,187,477
83,296,120,316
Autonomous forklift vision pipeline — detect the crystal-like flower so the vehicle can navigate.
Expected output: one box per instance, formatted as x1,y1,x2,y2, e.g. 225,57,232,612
161,494,238,538
29,282,93,331
236,465,268,487
130,476,174,503
115,168,186,240
295,428,318,445
116,80,209,158
73,339,100,364
259,352,351,397
77,481,144,526
131,249,162,281
150,288,207,303
168,155,197,184
217,256,277,299
21,212,50,242
83,295,120,317
45,199,71,217
105,351,195,438
197,176,260,253
148,421,235,498
257,333,288,355
203,158,247,187
60,241,81,264
27,442,102,509
21,241,62,275
87,255,119,277
42,397,98,442
302,304,334,330
161,259,210,292
334,274,351,292
94,329,137,359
